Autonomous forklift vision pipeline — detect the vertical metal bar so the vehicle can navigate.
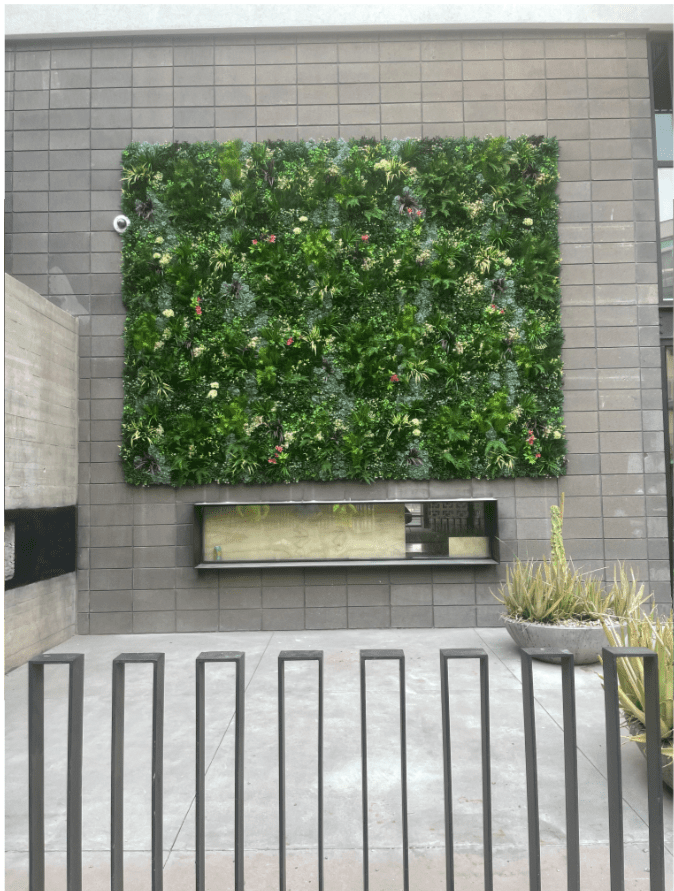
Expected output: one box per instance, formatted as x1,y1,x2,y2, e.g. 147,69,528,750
360,652,369,891
317,654,324,891
195,658,206,891
560,654,580,891
234,655,245,891
520,650,541,891
28,654,84,891
195,653,245,891
479,654,494,891
28,661,45,891
110,654,165,891
399,655,409,891
67,656,85,891
360,650,408,891
278,652,323,891
602,647,625,891
521,650,582,891
440,649,493,891
278,655,286,891
439,651,454,891
642,652,665,890
603,646,665,891
111,659,125,891
151,656,164,891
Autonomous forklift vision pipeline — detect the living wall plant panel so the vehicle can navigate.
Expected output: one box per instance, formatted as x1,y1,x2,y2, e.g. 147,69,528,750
119,137,565,487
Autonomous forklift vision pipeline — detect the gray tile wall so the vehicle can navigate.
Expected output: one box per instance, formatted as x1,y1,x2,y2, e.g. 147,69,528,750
4,28,671,634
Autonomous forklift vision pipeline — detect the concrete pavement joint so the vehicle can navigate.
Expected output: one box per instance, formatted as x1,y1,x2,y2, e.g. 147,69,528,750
163,631,275,866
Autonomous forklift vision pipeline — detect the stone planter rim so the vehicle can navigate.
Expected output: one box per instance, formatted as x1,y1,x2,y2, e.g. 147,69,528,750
500,613,618,665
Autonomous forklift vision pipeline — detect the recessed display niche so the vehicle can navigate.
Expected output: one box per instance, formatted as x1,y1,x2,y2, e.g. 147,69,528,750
194,500,498,568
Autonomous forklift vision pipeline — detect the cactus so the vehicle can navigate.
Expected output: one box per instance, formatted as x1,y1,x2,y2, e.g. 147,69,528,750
550,491,566,568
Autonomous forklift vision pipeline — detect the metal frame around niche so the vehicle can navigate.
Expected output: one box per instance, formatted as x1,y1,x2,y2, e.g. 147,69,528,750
193,499,499,569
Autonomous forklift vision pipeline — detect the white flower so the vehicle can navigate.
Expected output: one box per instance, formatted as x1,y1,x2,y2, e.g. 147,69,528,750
503,258,512,267
207,389,218,399
553,430,562,439
293,227,302,234
155,236,164,244
162,309,174,317
523,218,533,227
412,430,421,437
411,418,420,425
299,216,308,222
153,252,161,259
210,382,219,388
159,253,171,266
154,341,163,350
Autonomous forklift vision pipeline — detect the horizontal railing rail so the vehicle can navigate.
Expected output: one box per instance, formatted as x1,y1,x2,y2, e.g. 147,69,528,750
27,646,667,891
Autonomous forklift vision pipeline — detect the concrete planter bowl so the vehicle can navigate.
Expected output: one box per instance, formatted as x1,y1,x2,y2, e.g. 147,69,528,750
501,615,613,665
627,718,673,790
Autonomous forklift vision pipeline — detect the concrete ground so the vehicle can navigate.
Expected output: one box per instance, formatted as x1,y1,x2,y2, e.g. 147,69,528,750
5,627,673,891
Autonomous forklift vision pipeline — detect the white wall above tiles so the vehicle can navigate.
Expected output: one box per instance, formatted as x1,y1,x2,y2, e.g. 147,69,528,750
5,3,673,39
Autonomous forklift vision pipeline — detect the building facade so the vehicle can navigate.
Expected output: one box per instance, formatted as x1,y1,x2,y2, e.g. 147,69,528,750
4,6,673,639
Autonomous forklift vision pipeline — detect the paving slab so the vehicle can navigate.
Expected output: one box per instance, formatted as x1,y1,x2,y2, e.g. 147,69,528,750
5,628,673,891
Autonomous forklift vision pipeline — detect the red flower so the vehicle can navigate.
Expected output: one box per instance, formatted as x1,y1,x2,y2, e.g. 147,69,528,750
535,453,541,458
361,234,369,242
415,209,422,216
286,337,294,345
195,306,202,315
269,235,276,243
407,207,413,214
252,239,258,245
390,373,399,382
268,458,277,464
275,445,283,453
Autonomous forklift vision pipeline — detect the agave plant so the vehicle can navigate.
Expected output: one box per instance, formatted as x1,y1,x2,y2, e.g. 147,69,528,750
600,608,673,766
494,494,650,624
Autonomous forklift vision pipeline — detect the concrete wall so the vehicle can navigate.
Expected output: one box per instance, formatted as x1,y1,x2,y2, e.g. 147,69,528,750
4,273,78,670
4,28,671,635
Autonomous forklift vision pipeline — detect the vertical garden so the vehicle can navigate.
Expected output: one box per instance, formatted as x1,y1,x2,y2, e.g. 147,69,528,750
119,136,565,487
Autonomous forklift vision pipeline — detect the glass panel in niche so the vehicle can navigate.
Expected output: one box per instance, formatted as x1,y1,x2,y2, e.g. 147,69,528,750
651,41,672,115
659,168,673,301
655,114,673,162
203,503,407,561
201,501,495,563
407,501,491,559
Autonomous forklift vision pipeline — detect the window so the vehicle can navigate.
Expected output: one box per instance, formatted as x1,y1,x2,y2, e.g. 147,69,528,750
649,36,674,592
650,39,673,303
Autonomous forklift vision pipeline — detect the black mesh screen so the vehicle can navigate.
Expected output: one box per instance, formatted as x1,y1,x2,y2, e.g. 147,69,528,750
4,506,77,590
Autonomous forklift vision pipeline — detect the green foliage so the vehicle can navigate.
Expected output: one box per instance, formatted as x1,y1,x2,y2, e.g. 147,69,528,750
600,609,673,758
119,137,567,486
494,495,651,623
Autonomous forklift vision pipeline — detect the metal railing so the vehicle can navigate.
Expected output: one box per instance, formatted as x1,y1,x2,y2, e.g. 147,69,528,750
27,646,667,891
